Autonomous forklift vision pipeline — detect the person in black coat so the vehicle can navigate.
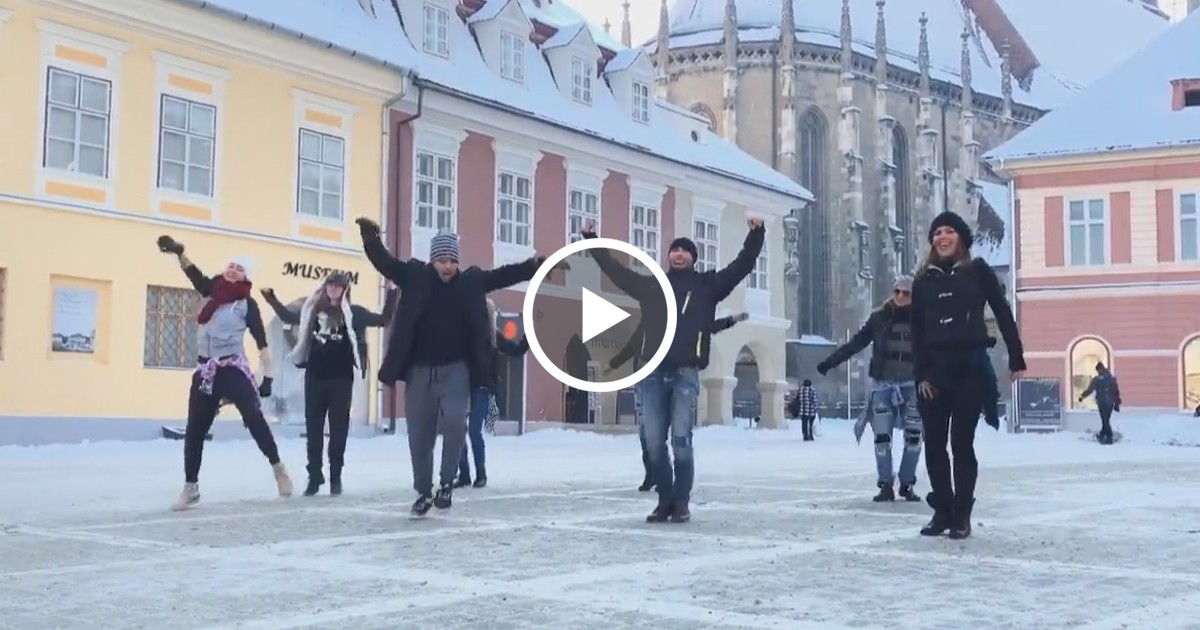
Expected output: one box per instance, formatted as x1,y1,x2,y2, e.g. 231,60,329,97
260,275,398,496
355,217,546,517
1079,362,1122,445
912,210,1026,540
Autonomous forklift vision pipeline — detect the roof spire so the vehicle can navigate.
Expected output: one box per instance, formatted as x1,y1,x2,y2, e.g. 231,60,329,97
917,13,930,96
873,0,887,83
621,0,632,47
1000,39,1013,117
722,0,738,68
656,0,670,77
839,0,852,74
959,11,972,109
780,0,794,60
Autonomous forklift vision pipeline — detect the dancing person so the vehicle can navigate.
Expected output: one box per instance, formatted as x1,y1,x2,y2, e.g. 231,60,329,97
912,211,1026,539
609,313,750,493
155,236,292,511
583,218,765,523
456,298,530,489
817,275,922,502
260,276,398,496
1079,362,1121,445
789,379,818,441
355,218,545,517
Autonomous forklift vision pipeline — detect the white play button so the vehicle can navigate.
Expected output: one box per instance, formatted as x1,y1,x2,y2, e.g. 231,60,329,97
580,287,631,343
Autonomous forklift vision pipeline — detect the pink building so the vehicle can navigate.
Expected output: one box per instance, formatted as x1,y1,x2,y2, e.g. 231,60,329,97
987,12,1200,410
376,0,811,426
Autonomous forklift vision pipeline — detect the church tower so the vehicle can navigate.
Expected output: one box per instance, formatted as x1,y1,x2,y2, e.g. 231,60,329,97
720,0,739,142
837,0,871,363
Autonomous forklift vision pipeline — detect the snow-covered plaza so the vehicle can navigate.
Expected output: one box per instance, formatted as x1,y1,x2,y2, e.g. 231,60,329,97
3,418,1200,629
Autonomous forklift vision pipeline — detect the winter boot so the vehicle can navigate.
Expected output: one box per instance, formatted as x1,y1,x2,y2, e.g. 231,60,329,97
433,484,453,510
873,482,895,502
898,484,920,502
638,474,655,492
453,475,472,489
410,492,434,517
646,499,673,523
303,471,325,497
329,471,342,496
171,482,200,511
472,476,487,489
920,492,955,536
272,462,294,498
669,500,691,523
948,497,975,540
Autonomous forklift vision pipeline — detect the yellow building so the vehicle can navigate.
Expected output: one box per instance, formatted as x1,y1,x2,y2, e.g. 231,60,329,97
0,0,407,427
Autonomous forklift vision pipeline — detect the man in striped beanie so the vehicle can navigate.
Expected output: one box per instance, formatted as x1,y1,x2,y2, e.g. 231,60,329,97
429,232,460,282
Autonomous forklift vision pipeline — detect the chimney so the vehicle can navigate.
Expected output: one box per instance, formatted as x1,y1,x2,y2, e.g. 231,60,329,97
1171,78,1200,111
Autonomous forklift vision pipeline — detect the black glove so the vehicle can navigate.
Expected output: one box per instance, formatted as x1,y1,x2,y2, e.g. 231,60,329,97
258,376,273,398
1114,403,1120,413
816,361,831,376
1078,396,1085,403
355,217,380,234
580,228,597,239
156,235,184,255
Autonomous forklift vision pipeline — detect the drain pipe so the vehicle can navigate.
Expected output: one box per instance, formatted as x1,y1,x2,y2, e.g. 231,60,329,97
375,75,425,432
999,155,1019,431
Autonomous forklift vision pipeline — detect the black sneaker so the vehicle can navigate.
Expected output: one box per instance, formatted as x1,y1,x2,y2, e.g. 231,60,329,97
303,474,324,497
669,501,691,523
329,478,342,496
645,501,672,523
898,485,920,502
453,476,471,489
433,484,453,510
873,483,895,502
410,493,434,517
472,477,487,489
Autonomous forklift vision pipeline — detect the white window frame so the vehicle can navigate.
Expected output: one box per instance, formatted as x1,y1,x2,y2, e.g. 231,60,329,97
567,188,600,244
500,31,525,83
630,202,661,266
571,56,593,104
156,94,217,198
632,80,651,124
496,170,533,247
746,249,769,290
43,66,112,179
493,144,540,269
1178,192,1199,262
410,123,467,259
415,150,457,232
296,128,345,220
289,90,356,236
693,218,720,272
1066,198,1109,267
422,3,450,57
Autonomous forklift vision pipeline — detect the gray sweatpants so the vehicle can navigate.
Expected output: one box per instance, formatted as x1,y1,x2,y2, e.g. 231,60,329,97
404,362,470,494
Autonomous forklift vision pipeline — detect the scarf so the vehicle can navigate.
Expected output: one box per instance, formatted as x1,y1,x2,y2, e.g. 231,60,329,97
198,278,252,324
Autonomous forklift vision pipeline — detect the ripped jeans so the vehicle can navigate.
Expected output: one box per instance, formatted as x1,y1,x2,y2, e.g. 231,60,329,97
869,381,923,487
638,366,699,503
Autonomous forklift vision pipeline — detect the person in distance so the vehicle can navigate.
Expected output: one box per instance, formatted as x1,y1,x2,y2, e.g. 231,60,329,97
911,211,1026,540
354,217,546,518
608,312,750,493
816,275,923,503
582,218,765,523
786,378,818,441
259,275,398,497
1078,362,1121,445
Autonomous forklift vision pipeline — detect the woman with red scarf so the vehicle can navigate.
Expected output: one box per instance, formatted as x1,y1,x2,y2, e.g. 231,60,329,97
157,236,293,511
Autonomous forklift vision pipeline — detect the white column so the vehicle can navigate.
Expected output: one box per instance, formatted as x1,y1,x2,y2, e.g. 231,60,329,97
701,376,737,426
757,380,791,429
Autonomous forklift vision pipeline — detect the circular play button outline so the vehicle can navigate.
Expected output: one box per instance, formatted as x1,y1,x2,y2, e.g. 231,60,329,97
522,237,678,394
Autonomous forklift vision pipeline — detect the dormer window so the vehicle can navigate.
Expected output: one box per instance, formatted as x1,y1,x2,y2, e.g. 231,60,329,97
1186,89,1200,108
500,31,525,82
1171,78,1200,111
632,81,650,123
571,57,592,105
422,3,450,57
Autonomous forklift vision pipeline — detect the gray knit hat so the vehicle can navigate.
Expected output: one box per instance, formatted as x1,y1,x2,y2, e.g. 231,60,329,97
429,232,460,263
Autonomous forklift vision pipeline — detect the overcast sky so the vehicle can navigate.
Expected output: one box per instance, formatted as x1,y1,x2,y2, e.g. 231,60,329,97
567,0,661,47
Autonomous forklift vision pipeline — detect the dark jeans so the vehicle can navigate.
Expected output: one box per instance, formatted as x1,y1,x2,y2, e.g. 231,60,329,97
638,366,700,503
1098,404,1115,441
800,415,816,439
458,387,490,480
918,355,986,506
304,374,354,481
184,366,280,483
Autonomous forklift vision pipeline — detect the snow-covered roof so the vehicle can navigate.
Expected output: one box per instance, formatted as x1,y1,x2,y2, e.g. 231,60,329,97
604,48,645,74
976,181,1011,268
654,0,1169,110
516,0,624,52
985,11,1200,160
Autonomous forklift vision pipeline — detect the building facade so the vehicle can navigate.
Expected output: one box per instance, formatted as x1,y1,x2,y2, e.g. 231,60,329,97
370,0,811,428
0,0,407,425
642,0,1169,402
989,11,1200,410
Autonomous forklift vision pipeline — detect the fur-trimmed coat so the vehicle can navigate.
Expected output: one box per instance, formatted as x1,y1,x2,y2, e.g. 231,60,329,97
263,285,396,378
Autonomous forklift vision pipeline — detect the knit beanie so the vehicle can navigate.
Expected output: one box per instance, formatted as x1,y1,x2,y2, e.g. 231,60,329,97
927,211,974,249
429,232,460,263
229,255,256,278
668,237,698,262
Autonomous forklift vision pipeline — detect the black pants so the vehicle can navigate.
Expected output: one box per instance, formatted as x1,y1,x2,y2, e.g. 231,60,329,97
185,366,280,483
917,357,986,505
800,415,816,439
1098,404,1115,441
305,374,354,480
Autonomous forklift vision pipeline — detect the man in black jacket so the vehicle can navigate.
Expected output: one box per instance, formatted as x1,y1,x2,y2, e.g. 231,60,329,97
355,217,544,517
583,218,764,523
1079,362,1121,445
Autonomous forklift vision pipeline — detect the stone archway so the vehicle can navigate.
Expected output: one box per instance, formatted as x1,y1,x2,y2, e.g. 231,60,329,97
733,344,762,423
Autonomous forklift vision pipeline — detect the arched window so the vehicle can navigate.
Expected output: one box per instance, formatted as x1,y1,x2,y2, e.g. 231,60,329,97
796,107,832,338
689,103,717,132
1069,337,1111,409
893,124,913,273
1181,336,1200,409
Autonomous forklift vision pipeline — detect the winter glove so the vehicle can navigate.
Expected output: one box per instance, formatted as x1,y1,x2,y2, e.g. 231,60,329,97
355,217,381,235
156,235,184,256
816,360,832,376
1114,403,1120,413
258,376,273,398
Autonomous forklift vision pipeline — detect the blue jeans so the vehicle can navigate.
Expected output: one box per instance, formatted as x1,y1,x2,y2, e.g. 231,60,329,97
637,366,700,503
458,387,490,480
869,382,922,486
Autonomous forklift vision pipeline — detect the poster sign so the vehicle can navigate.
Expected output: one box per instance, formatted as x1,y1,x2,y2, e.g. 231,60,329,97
51,287,98,353
1016,377,1062,431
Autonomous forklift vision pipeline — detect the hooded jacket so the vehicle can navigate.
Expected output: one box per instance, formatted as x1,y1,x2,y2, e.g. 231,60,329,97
262,282,396,378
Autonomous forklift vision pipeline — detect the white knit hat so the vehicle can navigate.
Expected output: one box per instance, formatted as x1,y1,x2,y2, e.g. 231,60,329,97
229,255,257,278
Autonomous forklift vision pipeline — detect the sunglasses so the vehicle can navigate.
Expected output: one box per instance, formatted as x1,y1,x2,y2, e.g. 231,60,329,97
893,289,911,296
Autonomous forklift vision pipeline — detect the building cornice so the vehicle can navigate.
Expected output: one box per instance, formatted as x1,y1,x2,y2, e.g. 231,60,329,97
994,147,1200,175
27,0,406,99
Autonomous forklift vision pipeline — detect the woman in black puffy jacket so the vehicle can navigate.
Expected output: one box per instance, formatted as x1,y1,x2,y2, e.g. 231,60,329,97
911,211,1026,540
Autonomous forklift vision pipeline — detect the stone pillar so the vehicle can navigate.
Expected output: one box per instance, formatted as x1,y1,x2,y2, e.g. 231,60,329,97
757,380,790,429
702,376,737,426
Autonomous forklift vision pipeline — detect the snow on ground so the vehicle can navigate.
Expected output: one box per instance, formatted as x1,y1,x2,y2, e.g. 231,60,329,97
2,414,1200,629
